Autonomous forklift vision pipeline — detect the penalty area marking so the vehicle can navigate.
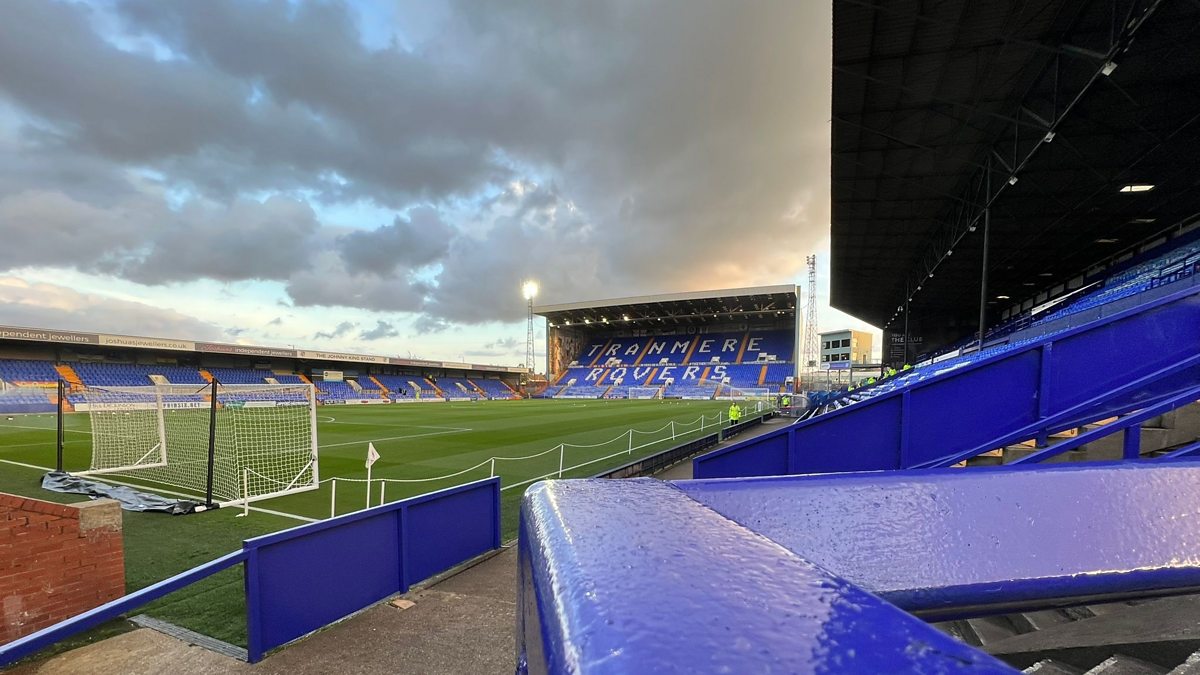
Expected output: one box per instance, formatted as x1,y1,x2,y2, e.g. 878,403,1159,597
319,427,471,449
318,418,471,432
0,458,317,523
0,423,92,436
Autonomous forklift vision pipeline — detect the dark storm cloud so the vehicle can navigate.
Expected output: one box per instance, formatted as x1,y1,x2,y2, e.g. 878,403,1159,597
0,0,832,324
119,196,321,284
337,208,453,276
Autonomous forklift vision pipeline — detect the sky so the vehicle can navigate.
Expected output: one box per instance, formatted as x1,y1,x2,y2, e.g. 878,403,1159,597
0,0,879,369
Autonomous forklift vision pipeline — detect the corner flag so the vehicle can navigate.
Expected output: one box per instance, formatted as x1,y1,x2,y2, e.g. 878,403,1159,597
366,442,380,469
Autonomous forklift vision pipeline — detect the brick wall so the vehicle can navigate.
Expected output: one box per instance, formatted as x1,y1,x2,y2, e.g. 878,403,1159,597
0,494,125,645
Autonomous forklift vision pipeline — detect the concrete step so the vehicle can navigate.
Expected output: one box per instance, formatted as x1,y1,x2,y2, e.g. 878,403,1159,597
968,615,1023,645
1079,426,1170,461
1087,654,1169,675
1004,445,1089,464
934,619,984,647
1020,609,1084,631
1168,649,1200,674
1027,660,1087,674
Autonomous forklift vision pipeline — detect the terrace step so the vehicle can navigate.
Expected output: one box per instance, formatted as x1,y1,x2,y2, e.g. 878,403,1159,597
1168,649,1200,674
967,616,1022,645
1087,654,1168,675
1026,660,1086,674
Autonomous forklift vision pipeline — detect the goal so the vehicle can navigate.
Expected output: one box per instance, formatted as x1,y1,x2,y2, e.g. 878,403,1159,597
73,382,318,507
720,385,772,401
627,386,662,400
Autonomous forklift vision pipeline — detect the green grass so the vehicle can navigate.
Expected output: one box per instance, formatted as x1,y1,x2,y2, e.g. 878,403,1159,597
0,398,745,648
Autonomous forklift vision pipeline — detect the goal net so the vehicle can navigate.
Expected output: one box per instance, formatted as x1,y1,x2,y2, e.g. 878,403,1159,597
627,386,662,400
74,383,318,507
721,385,772,401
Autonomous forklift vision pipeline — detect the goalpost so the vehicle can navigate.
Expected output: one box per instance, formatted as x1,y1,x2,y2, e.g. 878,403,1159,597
627,386,662,400
721,385,772,401
72,382,319,509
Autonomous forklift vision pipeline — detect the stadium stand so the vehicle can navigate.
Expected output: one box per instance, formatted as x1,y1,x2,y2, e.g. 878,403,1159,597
204,367,271,384
470,378,518,400
813,238,1200,418
0,359,60,384
271,374,307,385
434,376,479,399
546,329,796,399
372,374,415,400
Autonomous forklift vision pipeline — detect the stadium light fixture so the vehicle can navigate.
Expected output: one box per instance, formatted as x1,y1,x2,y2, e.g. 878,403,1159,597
522,280,540,300
996,295,1010,300
1096,238,1120,243
1119,184,1155,193
584,318,591,324
1101,61,1117,76
1130,218,1157,224
1008,176,1019,186
622,314,630,321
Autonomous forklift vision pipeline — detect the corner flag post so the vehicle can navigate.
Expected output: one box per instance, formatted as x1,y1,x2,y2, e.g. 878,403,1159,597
365,442,380,509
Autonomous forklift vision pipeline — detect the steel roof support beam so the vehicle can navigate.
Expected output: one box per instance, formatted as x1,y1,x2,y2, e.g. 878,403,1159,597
886,0,1164,331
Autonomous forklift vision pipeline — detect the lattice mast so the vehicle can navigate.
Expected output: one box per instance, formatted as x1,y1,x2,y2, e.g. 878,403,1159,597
526,296,535,374
801,254,819,373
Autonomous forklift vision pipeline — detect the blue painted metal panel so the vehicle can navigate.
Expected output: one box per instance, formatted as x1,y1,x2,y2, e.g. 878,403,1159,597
676,462,1200,619
403,479,501,585
691,426,789,478
1048,294,1200,411
0,550,247,668
517,478,1012,673
247,510,402,659
693,284,1200,479
244,477,500,662
790,395,903,472
905,349,1040,464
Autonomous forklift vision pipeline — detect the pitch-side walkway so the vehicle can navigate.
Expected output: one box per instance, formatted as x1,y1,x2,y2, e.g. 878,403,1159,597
10,415,789,674
654,414,789,481
9,547,518,675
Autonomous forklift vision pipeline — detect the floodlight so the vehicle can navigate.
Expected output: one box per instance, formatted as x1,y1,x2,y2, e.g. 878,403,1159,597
1119,184,1154,193
522,280,539,300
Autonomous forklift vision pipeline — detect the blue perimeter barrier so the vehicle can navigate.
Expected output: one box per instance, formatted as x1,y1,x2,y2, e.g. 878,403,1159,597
0,477,501,666
694,283,1200,479
519,462,1200,672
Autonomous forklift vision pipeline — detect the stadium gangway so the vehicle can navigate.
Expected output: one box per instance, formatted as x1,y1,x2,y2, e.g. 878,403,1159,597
693,280,1200,479
518,461,1200,673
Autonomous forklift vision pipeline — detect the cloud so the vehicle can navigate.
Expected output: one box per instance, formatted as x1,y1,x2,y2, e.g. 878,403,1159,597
313,320,357,340
0,0,832,329
359,320,399,341
0,276,223,340
337,207,453,276
484,337,520,350
412,315,450,334
267,316,283,326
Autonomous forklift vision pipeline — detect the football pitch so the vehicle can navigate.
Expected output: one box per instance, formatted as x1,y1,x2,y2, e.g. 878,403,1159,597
0,398,740,647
